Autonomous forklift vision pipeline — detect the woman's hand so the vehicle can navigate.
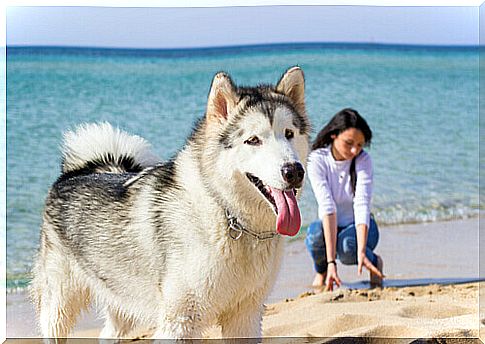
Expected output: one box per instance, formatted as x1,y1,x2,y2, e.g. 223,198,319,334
357,250,383,278
356,224,384,279
324,263,341,291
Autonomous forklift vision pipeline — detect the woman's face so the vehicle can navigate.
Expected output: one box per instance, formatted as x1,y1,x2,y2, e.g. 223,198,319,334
331,128,365,161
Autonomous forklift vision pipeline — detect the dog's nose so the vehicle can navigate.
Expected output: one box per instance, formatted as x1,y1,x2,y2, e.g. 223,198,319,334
281,162,305,188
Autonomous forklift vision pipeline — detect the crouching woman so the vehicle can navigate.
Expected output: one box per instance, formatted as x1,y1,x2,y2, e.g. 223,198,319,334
305,108,383,291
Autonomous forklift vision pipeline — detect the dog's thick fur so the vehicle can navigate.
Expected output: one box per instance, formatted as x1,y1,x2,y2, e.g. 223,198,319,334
30,67,310,340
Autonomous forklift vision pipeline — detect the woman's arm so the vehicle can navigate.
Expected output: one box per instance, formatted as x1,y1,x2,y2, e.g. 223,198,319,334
323,213,341,291
356,223,369,274
307,151,341,289
353,152,373,228
356,223,383,277
323,213,337,264
307,152,336,220
354,153,382,277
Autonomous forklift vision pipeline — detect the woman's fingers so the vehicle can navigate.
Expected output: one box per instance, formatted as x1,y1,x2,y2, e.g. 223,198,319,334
324,276,334,291
357,260,363,275
324,272,342,292
364,257,384,278
357,253,365,275
334,275,342,287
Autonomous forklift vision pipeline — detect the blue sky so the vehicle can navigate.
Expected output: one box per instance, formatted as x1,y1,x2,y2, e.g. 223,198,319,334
6,5,479,48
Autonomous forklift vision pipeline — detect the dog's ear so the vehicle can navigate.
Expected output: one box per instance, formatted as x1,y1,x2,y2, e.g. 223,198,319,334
276,66,305,115
206,72,238,125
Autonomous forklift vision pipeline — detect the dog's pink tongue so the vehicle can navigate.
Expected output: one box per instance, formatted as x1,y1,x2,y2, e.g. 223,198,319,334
271,188,301,236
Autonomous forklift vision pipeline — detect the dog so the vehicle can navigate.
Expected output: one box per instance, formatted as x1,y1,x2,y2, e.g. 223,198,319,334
30,66,310,341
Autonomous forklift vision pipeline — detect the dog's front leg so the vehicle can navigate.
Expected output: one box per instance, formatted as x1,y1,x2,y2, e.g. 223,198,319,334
219,300,263,340
151,310,204,341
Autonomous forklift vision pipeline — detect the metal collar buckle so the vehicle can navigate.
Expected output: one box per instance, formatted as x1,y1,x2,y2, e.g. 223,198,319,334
225,209,278,242
227,216,244,240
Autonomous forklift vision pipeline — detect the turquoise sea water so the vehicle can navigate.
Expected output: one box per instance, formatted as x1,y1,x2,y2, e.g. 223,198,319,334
6,44,480,290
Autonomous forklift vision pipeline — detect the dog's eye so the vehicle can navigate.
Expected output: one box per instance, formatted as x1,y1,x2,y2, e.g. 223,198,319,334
285,129,294,140
244,136,262,146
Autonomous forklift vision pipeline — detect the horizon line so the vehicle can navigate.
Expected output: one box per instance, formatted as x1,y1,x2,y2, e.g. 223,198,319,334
6,41,480,52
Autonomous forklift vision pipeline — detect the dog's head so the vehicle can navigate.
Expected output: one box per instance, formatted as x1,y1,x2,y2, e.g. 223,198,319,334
200,67,310,236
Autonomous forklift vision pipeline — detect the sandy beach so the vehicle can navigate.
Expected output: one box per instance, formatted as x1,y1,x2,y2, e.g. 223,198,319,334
6,217,484,342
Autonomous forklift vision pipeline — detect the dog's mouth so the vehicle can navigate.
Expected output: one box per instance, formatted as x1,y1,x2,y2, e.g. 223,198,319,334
246,173,301,236
246,173,280,213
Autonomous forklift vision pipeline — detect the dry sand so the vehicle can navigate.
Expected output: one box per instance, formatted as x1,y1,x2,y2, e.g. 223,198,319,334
262,283,481,339
6,217,484,342
72,282,483,342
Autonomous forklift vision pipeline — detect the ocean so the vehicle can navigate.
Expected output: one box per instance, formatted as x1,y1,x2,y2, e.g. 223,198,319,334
6,44,480,291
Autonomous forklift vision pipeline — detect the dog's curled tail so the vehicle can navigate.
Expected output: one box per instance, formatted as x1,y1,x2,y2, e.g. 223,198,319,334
61,122,160,174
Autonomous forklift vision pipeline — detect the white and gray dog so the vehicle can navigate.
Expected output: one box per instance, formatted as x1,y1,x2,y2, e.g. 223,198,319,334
30,66,310,341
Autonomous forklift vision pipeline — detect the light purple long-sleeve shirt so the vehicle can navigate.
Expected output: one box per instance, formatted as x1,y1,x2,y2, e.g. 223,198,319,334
307,146,373,228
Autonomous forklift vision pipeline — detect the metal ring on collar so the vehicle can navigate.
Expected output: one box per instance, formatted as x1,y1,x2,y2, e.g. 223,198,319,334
225,209,278,242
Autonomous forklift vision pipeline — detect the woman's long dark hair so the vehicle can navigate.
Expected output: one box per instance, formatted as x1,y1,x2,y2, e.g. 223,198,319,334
312,108,372,151
312,108,373,195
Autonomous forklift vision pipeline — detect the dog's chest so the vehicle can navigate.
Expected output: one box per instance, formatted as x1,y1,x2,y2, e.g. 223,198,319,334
206,237,284,304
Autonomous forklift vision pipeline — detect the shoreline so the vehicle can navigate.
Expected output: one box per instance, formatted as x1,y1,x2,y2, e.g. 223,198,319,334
7,217,482,339
7,214,480,294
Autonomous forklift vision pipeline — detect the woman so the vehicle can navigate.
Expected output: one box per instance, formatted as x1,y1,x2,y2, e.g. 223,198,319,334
305,108,383,291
